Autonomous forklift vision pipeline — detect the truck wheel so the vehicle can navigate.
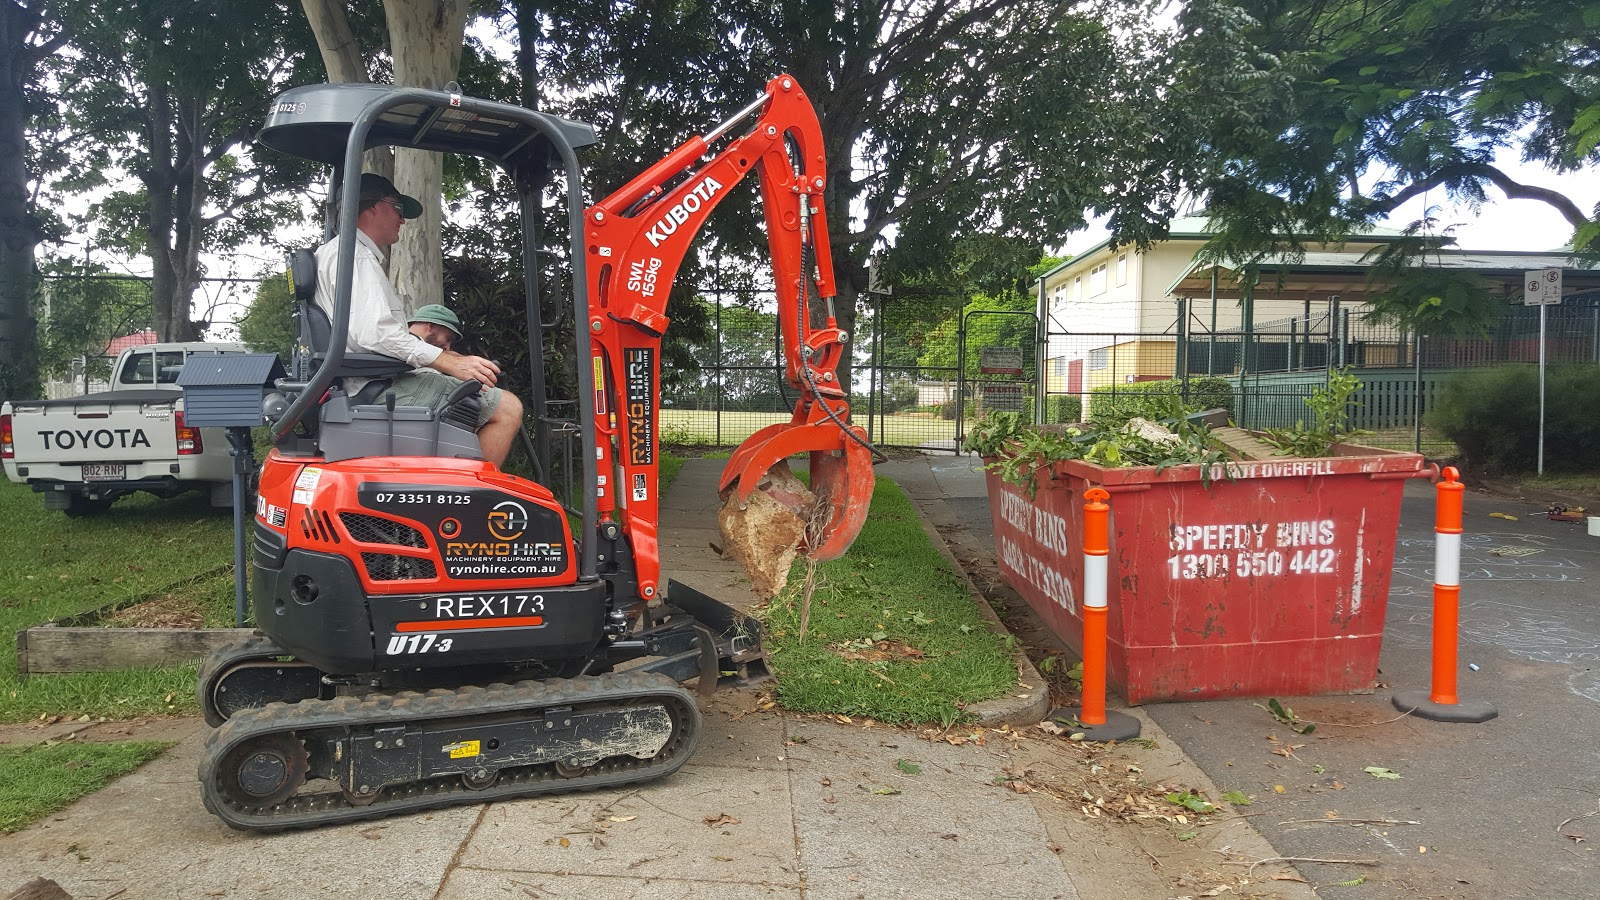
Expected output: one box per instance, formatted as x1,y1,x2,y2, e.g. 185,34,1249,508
62,495,115,518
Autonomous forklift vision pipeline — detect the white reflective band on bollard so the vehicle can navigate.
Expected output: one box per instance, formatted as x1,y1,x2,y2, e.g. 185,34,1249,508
1434,532,1461,587
1083,554,1108,608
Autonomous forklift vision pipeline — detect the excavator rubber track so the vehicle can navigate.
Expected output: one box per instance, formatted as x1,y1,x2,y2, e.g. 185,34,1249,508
198,671,701,832
198,632,324,727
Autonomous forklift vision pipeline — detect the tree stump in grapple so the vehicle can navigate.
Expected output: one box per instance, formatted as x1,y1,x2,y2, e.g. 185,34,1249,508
717,460,815,598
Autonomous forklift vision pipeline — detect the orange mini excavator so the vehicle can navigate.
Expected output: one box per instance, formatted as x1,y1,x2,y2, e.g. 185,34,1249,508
191,75,873,830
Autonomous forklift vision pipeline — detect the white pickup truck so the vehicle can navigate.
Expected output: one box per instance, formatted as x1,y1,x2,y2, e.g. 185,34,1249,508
2,341,249,516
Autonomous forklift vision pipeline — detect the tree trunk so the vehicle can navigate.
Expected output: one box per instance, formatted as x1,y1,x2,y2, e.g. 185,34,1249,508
299,0,368,84
299,0,390,236
0,1,42,401
384,0,469,316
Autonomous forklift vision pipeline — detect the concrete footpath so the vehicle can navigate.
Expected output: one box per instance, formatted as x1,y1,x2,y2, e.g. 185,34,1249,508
1,458,1315,900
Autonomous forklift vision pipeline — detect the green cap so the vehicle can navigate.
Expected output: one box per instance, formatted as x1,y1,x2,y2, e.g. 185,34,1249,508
408,304,462,337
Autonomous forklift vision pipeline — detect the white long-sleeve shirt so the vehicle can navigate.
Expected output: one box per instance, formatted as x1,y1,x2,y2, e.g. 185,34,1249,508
314,231,442,379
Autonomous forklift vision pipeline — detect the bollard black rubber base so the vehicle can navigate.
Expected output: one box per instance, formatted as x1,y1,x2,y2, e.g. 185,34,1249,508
1392,690,1498,724
1047,707,1143,742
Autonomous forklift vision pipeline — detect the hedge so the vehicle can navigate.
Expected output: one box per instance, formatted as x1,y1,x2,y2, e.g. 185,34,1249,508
1087,377,1234,425
1431,364,1600,474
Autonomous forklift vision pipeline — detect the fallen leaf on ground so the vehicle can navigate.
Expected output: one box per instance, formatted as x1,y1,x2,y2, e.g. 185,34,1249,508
704,814,741,827
1364,766,1402,780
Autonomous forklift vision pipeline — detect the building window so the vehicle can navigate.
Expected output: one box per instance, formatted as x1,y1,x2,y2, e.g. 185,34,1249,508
1089,265,1107,296
1052,356,1066,377
1073,276,1082,300
1089,348,1108,370
1116,254,1127,286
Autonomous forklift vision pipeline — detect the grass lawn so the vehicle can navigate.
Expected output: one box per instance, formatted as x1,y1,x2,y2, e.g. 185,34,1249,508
0,480,235,723
0,741,173,833
759,477,1017,726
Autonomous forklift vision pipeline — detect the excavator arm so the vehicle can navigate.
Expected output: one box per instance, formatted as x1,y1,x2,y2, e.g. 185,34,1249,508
583,74,874,604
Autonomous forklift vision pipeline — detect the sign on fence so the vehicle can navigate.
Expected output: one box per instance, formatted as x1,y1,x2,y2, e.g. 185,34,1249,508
979,346,1024,375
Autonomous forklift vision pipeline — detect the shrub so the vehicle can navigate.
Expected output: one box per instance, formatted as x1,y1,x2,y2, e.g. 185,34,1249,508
1088,381,1184,425
880,378,920,414
1432,364,1600,474
1046,394,1083,424
1088,377,1236,425
1189,377,1235,416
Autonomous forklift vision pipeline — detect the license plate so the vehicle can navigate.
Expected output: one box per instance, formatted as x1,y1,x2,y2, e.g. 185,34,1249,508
81,464,125,481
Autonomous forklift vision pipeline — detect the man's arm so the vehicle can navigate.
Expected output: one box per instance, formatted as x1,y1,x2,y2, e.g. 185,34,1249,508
427,350,500,386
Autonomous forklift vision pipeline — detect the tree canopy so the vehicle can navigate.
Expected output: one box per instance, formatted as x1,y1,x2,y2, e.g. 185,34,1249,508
1174,0,1600,332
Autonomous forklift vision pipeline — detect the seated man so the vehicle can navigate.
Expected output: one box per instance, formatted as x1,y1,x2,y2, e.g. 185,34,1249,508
315,174,524,467
408,304,462,351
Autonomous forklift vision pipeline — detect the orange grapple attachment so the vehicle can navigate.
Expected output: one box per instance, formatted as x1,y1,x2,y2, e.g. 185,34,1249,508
719,420,874,561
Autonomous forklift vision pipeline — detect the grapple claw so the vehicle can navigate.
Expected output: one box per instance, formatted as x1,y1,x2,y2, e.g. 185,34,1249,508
719,422,873,558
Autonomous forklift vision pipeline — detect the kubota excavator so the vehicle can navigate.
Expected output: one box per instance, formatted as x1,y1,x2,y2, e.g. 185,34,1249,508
192,75,874,831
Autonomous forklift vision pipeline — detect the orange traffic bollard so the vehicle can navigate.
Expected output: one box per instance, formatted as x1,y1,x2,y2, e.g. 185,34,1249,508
1048,488,1140,742
1393,467,1498,723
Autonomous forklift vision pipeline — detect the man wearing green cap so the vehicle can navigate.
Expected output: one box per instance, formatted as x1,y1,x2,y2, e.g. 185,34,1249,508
407,304,462,352
314,173,524,466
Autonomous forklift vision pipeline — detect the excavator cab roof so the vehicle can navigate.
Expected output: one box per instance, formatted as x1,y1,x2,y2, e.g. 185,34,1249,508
258,81,597,171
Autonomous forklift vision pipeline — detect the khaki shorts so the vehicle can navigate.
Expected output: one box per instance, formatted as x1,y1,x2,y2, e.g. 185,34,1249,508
388,369,502,429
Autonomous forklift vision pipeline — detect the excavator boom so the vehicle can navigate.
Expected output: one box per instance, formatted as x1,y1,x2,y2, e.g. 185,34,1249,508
584,74,874,601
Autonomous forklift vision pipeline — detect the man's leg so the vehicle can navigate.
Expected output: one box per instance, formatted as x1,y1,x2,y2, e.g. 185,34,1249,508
477,389,523,468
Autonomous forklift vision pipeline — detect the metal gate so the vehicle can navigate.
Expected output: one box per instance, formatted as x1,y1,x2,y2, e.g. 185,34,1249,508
957,309,1038,447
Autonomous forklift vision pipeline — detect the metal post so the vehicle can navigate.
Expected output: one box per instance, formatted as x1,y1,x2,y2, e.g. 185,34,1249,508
1414,330,1424,454
1240,276,1255,427
1207,268,1218,376
1337,304,1348,368
1289,318,1298,372
714,264,723,447
1175,297,1188,381
1036,274,1048,424
226,428,254,628
1539,302,1547,475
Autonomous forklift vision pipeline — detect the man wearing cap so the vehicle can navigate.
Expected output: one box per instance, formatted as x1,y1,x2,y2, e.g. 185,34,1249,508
314,173,524,467
408,304,462,352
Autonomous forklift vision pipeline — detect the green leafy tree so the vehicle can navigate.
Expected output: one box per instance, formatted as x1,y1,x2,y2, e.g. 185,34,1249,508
34,259,153,381
237,274,295,359
533,1,1193,394
42,0,319,342
0,0,70,402
1177,0,1600,331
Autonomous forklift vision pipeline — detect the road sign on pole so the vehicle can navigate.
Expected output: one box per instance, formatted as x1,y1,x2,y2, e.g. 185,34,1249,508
1523,269,1563,473
1524,268,1563,306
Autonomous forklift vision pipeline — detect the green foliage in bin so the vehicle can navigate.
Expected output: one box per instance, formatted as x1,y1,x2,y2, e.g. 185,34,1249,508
1259,368,1370,458
1087,376,1234,426
962,412,1236,496
1432,365,1600,474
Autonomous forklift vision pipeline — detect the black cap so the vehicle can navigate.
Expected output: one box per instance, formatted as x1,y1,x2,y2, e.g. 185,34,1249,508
358,173,422,219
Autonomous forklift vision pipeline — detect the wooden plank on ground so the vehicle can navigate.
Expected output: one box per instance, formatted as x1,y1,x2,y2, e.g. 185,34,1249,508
17,625,246,675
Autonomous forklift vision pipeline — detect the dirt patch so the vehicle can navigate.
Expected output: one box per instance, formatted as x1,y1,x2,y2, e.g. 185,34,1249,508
0,715,203,747
829,638,925,663
99,593,205,629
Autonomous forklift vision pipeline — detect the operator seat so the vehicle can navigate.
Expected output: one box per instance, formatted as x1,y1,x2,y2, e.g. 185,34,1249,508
282,248,483,463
